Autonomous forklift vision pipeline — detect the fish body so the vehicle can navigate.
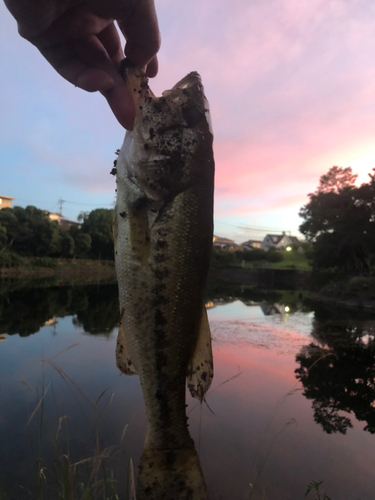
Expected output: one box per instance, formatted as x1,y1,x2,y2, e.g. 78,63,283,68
114,64,214,499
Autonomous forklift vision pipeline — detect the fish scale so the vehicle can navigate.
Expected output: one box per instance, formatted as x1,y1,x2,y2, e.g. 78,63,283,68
114,62,214,499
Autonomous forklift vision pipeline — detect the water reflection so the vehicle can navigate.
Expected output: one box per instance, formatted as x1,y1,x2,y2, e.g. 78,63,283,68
0,282,312,338
0,283,119,337
295,302,375,434
1,282,375,499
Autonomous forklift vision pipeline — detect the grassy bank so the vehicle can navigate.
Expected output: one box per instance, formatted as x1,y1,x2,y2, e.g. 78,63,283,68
0,258,116,285
211,247,311,271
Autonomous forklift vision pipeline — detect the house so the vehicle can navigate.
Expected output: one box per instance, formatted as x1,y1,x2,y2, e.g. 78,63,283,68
47,212,62,223
241,239,262,250
0,195,15,210
60,218,82,231
213,236,242,251
44,211,81,230
261,232,300,251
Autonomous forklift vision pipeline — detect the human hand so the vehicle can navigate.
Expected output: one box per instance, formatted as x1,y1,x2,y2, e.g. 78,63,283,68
3,0,160,130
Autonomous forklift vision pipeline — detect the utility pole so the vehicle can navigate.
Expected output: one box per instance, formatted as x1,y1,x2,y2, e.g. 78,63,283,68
58,198,65,217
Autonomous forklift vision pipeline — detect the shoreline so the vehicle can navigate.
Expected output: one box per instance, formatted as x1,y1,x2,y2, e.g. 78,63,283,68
2,262,375,315
0,259,116,286
308,291,375,314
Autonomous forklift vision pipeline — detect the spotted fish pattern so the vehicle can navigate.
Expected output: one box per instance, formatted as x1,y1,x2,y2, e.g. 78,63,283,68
114,63,215,499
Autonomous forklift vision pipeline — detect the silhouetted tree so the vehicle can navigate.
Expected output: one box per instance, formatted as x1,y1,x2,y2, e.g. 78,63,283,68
0,225,6,249
299,167,375,273
81,208,114,260
74,233,92,258
61,234,75,257
0,206,61,256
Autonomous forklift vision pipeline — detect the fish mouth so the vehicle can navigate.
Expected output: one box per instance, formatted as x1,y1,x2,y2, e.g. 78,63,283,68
118,63,213,203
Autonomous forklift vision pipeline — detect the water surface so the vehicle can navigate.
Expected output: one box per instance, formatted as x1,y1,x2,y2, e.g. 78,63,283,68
0,283,374,499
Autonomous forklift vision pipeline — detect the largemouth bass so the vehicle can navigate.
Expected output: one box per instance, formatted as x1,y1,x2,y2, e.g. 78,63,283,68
114,62,215,499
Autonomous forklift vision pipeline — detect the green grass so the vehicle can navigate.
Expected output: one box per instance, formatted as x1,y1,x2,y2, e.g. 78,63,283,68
266,251,311,270
304,480,332,500
9,346,135,500
227,251,311,271
5,346,337,500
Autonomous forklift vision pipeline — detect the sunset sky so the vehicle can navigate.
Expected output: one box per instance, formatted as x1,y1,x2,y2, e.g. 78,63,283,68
1,0,375,243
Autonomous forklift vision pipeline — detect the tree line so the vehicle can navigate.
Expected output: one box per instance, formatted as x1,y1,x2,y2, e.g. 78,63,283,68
299,166,375,277
0,206,115,265
211,246,284,267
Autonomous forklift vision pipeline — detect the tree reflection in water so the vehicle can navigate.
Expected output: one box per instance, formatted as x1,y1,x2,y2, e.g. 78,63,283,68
295,303,375,434
0,281,312,338
0,283,119,337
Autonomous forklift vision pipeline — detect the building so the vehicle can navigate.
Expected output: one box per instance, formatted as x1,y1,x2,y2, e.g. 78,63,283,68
47,212,62,223
261,232,300,251
241,239,262,250
213,236,242,251
45,212,81,230
0,195,15,210
60,218,81,231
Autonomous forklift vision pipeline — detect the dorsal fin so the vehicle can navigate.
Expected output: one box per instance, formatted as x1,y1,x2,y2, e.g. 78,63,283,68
186,305,213,401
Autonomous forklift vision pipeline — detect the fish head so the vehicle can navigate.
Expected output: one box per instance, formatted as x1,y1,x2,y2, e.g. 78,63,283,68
117,62,213,203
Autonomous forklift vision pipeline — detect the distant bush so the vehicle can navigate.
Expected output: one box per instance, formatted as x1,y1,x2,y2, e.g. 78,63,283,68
0,250,24,268
242,249,267,261
210,248,235,267
266,251,283,262
33,257,59,269
0,225,6,249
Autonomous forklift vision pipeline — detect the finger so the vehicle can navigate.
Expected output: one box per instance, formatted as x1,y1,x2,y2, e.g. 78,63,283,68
117,0,160,68
74,34,136,128
145,55,158,78
40,33,134,128
73,33,120,81
101,82,135,131
96,22,124,66
39,41,114,91
29,5,112,48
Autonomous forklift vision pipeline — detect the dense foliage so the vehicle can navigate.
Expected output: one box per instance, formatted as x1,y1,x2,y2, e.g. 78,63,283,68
0,206,114,265
210,246,284,267
78,208,115,260
299,166,375,274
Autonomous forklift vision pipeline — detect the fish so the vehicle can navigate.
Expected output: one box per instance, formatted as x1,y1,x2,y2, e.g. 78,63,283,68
113,61,215,500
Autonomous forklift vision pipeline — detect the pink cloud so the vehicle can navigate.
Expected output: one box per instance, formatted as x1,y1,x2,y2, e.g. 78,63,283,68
3,0,375,237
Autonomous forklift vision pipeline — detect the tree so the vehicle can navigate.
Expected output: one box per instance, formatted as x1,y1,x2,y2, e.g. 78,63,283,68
61,234,75,258
0,206,62,256
81,208,114,260
317,165,357,194
74,233,92,258
0,225,6,249
299,167,375,273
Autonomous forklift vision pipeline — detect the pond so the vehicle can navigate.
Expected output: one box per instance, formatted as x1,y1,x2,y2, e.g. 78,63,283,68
0,282,374,500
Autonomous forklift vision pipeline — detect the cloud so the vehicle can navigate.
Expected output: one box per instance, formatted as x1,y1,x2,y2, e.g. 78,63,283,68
2,0,375,236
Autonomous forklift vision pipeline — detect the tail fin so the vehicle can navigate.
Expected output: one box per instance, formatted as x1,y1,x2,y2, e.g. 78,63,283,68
137,446,208,500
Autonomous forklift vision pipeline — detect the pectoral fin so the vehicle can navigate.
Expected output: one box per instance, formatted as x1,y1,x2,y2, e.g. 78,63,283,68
186,305,213,401
116,312,137,376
